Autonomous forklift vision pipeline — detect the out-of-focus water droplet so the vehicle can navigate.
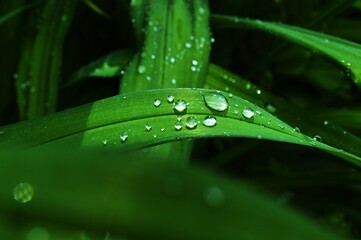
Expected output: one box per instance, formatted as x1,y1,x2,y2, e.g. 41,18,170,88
256,89,262,95
242,108,255,119
171,79,177,85
27,227,49,240
160,128,165,132
323,120,329,126
185,42,192,48
14,182,33,203
343,130,347,135
167,95,175,103
102,139,108,146
120,132,128,142
145,123,152,131
154,99,162,107
146,76,152,81
192,60,198,65
0,130,4,136
210,37,215,43
293,127,300,133
313,135,322,142
203,186,225,207
203,92,229,112
233,109,239,115
257,135,263,139
265,103,277,114
203,116,217,127
137,65,146,74
186,116,198,129
173,100,188,114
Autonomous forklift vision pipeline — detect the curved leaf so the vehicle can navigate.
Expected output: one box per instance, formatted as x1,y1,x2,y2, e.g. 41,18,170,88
0,88,360,166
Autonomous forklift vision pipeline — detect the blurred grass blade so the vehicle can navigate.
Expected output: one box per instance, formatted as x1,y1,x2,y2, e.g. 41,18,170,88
62,49,134,88
320,108,361,131
0,1,38,25
0,88,360,166
81,0,111,20
0,151,342,240
211,15,361,88
16,1,78,120
122,0,211,164
206,64,361,161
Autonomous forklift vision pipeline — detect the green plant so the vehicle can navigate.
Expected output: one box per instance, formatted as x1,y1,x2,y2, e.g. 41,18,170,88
1,0,361,239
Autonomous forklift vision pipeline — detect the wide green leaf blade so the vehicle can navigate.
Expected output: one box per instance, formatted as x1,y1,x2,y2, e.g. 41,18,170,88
211,15,361,88
0,88,360,166
0,151,342,240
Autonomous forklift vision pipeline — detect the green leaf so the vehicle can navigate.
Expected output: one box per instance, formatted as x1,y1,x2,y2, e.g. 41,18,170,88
0,88,360,167
0,151,342,240
211,15,361,88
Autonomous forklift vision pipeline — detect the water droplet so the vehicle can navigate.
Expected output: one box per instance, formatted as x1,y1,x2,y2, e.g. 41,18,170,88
203,92,229,112
167,95,175,103
185,42,192,48
343,130,347,135
102,139,108,146
257,135,263,139
137,65,146,74
120,132,128,142
256,89,262,95
145,123,152,131
191,66,197,72
313,135,322,142
203,116,217,127
293,127,300,133
160,128,165,132
323,120,329,126
210,37,215,43
171,79,177,85
173,100,188,114
154,99,162,107
146,76,152,81
192,60,198,65
242,108,255,119
203,186,225,207
174,121,182,131
278,124,285,130
233,110,239,115
265,103,277,114
228,93,233,98
14,183,33,203
186,116,198,129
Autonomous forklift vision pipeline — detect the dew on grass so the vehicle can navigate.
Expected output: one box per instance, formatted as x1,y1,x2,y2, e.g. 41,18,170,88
203,92,228,112
173,100,188,114
203,116,217,127
203,186,225,207
120,132,128,142
145,123,152,132
242,108,255,119
186,116,198,129
154,99,162,107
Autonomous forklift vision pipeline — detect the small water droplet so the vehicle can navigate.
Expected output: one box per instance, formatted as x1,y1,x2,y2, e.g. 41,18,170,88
192,60,198,65
146,76,152,81
154,99,162,107
228,93,233,98
173,100,188,114
323,120,329,126
257,135,263,139
145,123,152,131
186,116,198,129
0,130,4,136
120,132,128,142
242,108,255,119
203,186,225,207
27,227,49,240
203,92,229,112
170,57,176,63
313,135,322,142
102,139,108,146
191,66,197,72
164,176,182,196
160,128,165,132
174,121,182,131
256,89,262,95
203,116,217,127
137,65,146,74
14,183,33,203
171,79,177,85
210,37,215,43
293,127,300,133
167,95,175,103
185,42,192,48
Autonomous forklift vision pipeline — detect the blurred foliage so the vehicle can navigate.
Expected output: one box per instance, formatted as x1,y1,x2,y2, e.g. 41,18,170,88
1,0,361,239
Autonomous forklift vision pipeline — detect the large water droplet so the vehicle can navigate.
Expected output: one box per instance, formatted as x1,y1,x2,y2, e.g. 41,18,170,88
120,132,128,142
203,92,228,112
14,182,33,203
313,135,322,142
203,186,225,207
186,116,198,129
173,100,188,114
137,65,146,74
192,60,198,65
145,123,152,131
154,99,162,107
242,108,255,119
203,116,217,127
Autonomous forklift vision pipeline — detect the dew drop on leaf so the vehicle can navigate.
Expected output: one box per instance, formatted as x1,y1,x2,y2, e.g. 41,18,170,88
102,139,108,146
203,92,229,112
173,100,188,114
167,95,175,103
203,116,217,127
145,123,152,132
175,121,182,131
242,108,255,119
14,182,33,203
120,132,128,142
265,103,277,114
137,65,146,74
323,120,329,126
313,135,322,142
154,99,162,107
186,116,198,129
